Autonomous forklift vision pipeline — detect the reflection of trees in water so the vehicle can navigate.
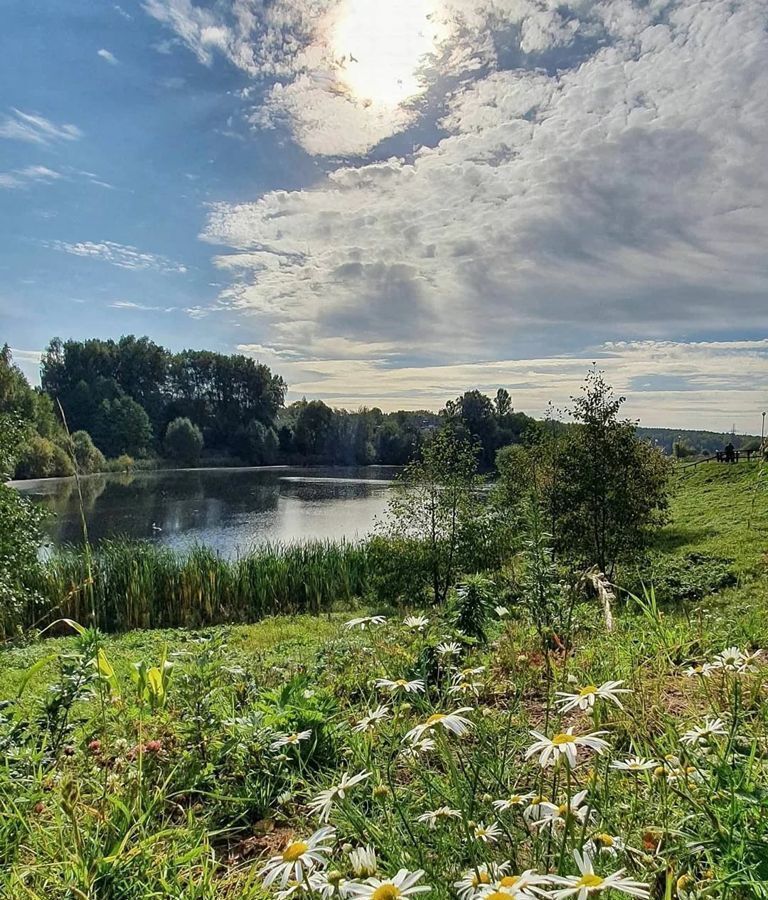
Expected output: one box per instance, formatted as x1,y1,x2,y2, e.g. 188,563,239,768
278,480,377,503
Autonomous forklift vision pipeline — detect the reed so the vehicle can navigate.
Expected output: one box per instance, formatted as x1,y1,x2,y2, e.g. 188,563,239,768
27,538,371,633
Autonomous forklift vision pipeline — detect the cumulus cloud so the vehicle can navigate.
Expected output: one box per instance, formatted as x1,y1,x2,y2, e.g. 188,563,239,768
97,48,120,65
203,0,768,366
0,108,82,145
50,240,187,273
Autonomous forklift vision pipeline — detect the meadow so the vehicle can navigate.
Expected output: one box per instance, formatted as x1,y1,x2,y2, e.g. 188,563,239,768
0,461,767,899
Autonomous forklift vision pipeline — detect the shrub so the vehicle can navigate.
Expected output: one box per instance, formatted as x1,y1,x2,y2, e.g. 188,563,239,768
15,434,73,479
71,430,105,474
164,417,204,466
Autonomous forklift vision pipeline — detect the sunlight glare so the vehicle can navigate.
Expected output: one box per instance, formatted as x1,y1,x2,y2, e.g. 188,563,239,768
330,0,440,107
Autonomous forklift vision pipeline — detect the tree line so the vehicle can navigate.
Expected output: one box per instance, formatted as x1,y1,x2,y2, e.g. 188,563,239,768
1,338,539,479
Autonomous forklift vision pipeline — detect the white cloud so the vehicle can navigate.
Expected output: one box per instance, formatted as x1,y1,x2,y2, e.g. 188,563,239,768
97,48,120,65
0,108,82,145
50,240,188,273
110,300,177,311
9,349,43,386
0,165,64,190
203,0,768,369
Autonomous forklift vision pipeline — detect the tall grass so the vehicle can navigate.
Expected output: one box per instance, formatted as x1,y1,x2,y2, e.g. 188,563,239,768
27,539,371,632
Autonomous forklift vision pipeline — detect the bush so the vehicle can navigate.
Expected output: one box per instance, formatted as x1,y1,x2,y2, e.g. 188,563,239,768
164,417,204,466
71,430,106,474
15,434,74,479
630,552,737,604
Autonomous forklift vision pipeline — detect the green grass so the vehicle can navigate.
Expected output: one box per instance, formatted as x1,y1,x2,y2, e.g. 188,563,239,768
1,464,767,898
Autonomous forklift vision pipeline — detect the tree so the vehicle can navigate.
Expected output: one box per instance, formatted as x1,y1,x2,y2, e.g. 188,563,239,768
293,400,334,459
15,434,74,479
550,369,671,574
71,430,106,474
495,388,512,417
384,429,481,605
164,417,204,465
94,397,153,458
672,439,694,459
235,419,278,465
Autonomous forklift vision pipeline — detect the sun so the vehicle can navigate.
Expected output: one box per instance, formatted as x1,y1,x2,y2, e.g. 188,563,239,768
330,0,441,107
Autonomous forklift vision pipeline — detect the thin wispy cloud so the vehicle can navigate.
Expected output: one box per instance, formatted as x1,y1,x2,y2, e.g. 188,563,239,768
110,300,176,311
49,240,187,274
0,108,82,145
0,165,64,190
97,48,120,65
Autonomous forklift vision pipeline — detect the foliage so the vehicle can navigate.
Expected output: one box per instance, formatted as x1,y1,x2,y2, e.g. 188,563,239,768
15,433,74,479
449,574,496,642
163,416,204,466
384,429,482,605
630,552,737,604
70,430,106,474
93,395,153,458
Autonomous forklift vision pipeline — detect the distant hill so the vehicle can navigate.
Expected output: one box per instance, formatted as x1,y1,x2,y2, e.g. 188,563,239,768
637,426,761,455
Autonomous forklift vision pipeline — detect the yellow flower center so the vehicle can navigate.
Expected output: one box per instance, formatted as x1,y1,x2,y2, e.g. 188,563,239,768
577,874,604,889
596,833,614,846
395,680,408,687
499,876,521,888
282,841,309,862
485,892,511,900
552,733,576,745
579,685,598,695
472,873,491,887
425,714,445,726
557,803,569,816
372,885,402,900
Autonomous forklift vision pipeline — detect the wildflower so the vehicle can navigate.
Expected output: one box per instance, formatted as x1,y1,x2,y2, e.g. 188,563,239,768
548,850,649,898
495,605,510,618
525,728,610,769
276,882,308,900
375,678,425,695
437,641,462,657
404,708,474,743
493,871,554,898
523,795,559,823
347,869,431,900
555,681,630,714
87,739,102,754
349,845,377,878
310,771,371,822
584,834,626,857
311,870,351,898
416,806,461,828
400,737,436,758
354,706,391,733
473,821,502,843
403,615,429,631
455,864,510,900
345,616,387,630
260,826,336,889
680,717,728,746
449,674,484,698
536,790,590,830
271,730,312,751
610,757,658,774
493,792,534,812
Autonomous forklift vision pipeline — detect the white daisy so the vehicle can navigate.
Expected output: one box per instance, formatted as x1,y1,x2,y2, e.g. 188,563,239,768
345,616,387,630
583,834,626,858
260,826,336,889
455,864,511,900
437,641,462,657
347,869,431,900
523,796,559,824
309,771,371,822
403,615,429,631
473,820,502,843
400,737,436,759
271,730,312,751
404,708,474,743
680,717,728,746
525,728,610,769
348,845,377,878
375,678,425,695
493,792,534,812
555,681,630,714
449,674,484,698
548,849,649,898
495,606,510,618
610,757,658,773
354,705,391,733
416,806,461,828
491,870,554,899
310,871,352,899
536,790,591,831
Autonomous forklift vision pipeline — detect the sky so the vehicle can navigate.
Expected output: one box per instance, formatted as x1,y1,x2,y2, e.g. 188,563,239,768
1,0,767,431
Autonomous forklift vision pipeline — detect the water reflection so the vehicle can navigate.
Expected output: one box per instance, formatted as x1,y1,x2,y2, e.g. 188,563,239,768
13,466,395,558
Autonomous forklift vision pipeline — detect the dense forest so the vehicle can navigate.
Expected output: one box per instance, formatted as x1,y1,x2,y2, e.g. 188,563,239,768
1,337,760,481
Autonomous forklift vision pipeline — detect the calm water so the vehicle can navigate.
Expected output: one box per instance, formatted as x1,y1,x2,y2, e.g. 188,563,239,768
12,467,396,557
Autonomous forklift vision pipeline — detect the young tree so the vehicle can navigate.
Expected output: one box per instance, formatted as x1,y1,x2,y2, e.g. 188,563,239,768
384,429,481,605
552,368,672,574
71,430,106,474
164,417,204,465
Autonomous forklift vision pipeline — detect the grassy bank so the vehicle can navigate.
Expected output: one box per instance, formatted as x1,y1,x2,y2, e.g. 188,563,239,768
0,463,767,897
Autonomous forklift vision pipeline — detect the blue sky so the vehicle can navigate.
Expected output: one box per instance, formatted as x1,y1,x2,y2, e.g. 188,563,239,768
2,0,767,430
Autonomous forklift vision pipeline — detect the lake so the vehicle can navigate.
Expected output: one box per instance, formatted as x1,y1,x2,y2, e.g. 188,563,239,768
12,466,396,557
